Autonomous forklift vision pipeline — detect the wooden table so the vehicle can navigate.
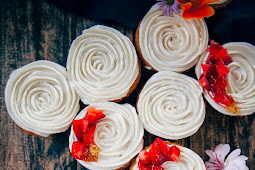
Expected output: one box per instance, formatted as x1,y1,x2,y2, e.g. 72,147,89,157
1,0,254,169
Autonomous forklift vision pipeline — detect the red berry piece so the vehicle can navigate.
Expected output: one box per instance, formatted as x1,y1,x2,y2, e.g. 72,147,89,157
169,145,180,162
154,138,170,159
212,77,227,90
72,119,89,142
201,63,214,77
150,139,165,166
138,150,152,165
71,141,88,160
216,59,230,78
217,48,232,65
138,162,152,170
209,40,223,56
199,76,211,91
85,107,105,123
83,123,96,144
152,166,164,170
214,88,231,106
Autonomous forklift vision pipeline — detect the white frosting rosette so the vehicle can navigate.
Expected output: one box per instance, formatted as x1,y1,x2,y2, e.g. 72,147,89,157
137,71,205,140
67,25,140,104
137,3,208,72
195,42,255,116
131,143,206,170
5,60,80,137
69,102,144,170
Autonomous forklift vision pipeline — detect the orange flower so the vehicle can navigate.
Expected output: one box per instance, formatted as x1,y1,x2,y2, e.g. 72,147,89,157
177,0,219,19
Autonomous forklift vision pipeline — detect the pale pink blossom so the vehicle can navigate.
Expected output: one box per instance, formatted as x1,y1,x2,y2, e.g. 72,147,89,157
205,144,249,170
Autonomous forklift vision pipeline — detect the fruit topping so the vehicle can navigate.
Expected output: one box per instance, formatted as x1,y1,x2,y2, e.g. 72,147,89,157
150,140,165,165
215,59,229,78
199,40,238,114
138,138,180,170
71,141,87,160
153,166,164,170
71,107,105,162
199,76,210,91
169,145,180,162
83,123,96,145
72,119,89,142
138,150,152,165
85,107,105,123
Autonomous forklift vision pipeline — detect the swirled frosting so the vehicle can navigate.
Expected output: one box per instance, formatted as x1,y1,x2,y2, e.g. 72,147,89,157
131,143,206,170
137,71,205,140
138,3,208,72
67,25,140,104
5,60,80,137
195,42,255,116
69,102,144,170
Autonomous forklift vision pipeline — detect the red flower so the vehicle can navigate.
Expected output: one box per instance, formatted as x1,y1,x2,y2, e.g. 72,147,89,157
177,0,219,19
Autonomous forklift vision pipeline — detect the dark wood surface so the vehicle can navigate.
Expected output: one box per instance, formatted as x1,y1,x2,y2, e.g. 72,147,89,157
0,0,254,169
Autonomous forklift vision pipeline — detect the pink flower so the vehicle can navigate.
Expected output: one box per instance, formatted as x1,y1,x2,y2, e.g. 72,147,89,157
205,144,249,170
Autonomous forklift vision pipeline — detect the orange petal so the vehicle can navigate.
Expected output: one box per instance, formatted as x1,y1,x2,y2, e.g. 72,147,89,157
182,2,193,10
200,0,220,7
183,6,215,19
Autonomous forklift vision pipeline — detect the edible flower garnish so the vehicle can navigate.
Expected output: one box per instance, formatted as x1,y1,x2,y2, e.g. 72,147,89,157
157,0,181,16
177,0,219,19
205,144,249,170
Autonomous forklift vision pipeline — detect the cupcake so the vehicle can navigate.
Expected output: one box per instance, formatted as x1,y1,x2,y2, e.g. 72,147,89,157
137,71,205,140
135,3,208,72
69,102,144,170
5,60,80,137
130,138,206,170
196,41,255,116
67,25,140,104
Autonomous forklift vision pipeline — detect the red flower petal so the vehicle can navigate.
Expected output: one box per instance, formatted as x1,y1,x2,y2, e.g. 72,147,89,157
183,5,215,19
177,0,192,11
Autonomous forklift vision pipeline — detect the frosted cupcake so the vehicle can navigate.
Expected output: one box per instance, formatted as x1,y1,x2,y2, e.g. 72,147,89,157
69,102,144,170
130,138,206,170
135,3,208,72
196,41,255,116
5,60,80,137
67,25,140,104
137,71,205,140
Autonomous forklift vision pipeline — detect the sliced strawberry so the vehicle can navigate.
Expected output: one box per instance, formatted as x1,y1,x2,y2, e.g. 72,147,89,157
150,139,165,166
85,107,105,123
213,88,231,106
138,162,152,170
72,119,89,142
212,77,227,90
209,39,223,56
152,166,164,170
169,145,180,162
83,123,96,144
154,138,170,159
217,48,232,65
201,63,214,77
216,59,230,78
71,141,88,160
138,150,152,165
199,76,211,91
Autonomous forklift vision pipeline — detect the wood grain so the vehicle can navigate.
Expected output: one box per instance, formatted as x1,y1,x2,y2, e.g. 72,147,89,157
0,0,254,170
